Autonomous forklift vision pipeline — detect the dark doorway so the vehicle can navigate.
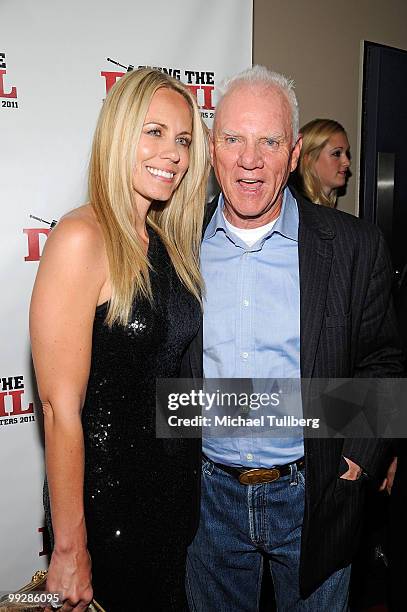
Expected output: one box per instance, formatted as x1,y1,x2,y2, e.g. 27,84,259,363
360,41,407,281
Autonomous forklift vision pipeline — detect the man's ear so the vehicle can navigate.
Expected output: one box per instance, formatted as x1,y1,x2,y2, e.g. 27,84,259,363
290,135,303,172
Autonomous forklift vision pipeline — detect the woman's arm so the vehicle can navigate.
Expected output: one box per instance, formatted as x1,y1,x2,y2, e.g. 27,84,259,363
30,210,106,611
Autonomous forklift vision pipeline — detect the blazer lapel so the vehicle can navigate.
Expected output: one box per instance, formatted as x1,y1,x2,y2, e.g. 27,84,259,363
188,324,203,379
297,197,334,378
188,196,219,380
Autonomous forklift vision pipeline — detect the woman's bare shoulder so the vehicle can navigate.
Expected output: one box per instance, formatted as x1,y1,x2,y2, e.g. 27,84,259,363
44,204,105,262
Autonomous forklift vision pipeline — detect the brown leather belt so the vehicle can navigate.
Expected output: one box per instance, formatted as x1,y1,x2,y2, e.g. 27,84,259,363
206,456,305,485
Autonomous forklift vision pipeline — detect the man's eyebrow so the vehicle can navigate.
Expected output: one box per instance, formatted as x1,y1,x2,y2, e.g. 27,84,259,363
219,129,240,136
261,132,285,140
221,130,286,138
215,130,288,142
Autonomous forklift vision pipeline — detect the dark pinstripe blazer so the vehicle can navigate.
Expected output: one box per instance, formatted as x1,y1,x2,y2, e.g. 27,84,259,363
182,189,403,596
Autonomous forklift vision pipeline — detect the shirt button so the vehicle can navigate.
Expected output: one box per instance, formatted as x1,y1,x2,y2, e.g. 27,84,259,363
243,299,249,307
242,352,249,359
246,453,254,461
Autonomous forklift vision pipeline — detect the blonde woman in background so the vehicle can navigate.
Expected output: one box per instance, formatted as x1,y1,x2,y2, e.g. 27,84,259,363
30,68,208,611
293,118,351,207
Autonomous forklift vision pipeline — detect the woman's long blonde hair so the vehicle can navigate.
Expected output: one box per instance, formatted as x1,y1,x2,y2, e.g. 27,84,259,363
88,68,209,327
297,118,347,207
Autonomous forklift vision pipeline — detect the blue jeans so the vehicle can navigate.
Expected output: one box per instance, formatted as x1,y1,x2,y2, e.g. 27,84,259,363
186,457,351,611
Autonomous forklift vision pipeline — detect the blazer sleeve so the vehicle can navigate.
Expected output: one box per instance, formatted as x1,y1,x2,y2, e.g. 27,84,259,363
343,229,404,478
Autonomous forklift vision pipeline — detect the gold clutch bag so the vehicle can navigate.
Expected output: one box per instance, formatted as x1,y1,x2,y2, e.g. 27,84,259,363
0,570,106,611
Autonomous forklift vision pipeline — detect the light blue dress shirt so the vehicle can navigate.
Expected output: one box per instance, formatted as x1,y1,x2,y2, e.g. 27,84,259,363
202,188,304,467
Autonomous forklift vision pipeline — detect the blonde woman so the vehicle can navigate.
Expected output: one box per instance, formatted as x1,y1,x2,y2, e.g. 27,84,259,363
294,118,350,207
30,69,208,611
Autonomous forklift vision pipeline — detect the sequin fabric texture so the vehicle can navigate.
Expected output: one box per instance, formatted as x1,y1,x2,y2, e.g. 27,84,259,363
45,227,201,610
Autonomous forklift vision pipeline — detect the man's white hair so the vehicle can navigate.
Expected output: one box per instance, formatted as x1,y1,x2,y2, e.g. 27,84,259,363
216,65,299,142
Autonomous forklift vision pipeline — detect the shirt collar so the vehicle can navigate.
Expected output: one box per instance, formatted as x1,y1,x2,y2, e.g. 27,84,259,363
274,187,298,242
204,193,227,240
203,187,298,243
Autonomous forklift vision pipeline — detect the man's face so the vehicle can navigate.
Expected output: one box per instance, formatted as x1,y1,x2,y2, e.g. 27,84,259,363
210,84,302,228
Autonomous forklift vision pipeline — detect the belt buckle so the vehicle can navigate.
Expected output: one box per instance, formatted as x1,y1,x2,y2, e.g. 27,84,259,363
238,468,280,485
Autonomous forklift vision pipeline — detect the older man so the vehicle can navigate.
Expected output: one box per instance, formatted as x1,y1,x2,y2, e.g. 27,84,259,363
184,66,402,611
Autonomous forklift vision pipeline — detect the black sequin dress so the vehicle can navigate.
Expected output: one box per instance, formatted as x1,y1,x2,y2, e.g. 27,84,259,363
44,227,201,611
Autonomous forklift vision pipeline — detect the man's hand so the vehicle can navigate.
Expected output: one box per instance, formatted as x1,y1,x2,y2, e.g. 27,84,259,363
379,456,397,495
340,456,363,481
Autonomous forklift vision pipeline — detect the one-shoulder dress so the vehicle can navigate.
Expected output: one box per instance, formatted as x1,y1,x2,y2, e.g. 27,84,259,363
45,227,201,611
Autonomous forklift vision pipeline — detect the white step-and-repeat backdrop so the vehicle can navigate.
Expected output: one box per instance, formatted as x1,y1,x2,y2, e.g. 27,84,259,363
0,0,253,589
